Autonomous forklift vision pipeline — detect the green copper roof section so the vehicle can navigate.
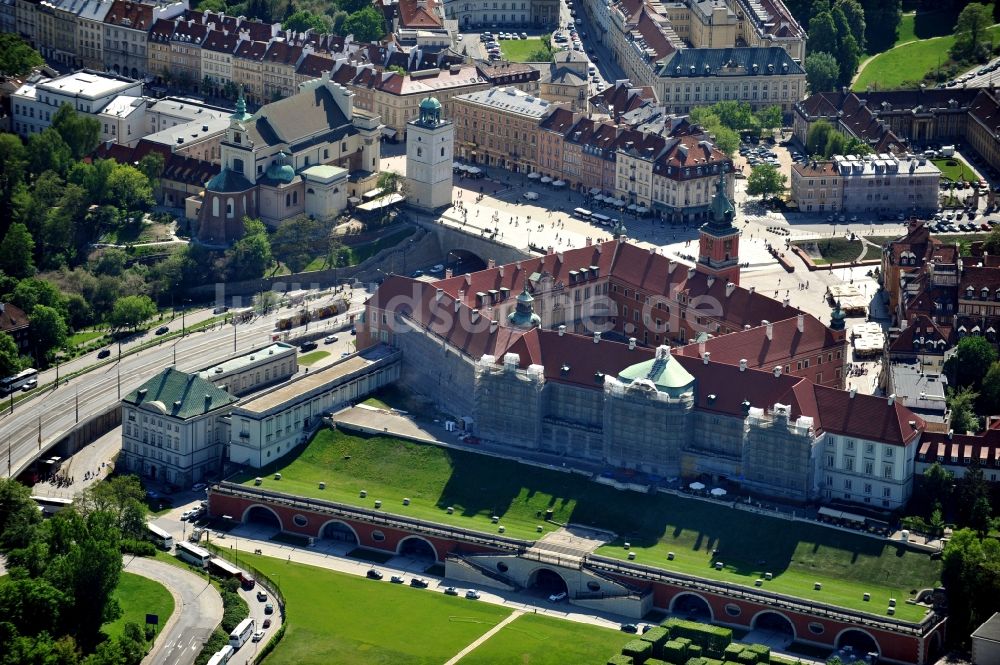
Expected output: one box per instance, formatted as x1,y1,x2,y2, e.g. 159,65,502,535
265,150,295,183
702,171,736,236
618,346,695,393
231,86,253,123
507,283,541,328
420,96,442,111
124,367,238,419
830,300,847,331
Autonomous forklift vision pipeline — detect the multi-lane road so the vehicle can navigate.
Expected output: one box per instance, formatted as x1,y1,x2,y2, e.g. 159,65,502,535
1,289,367,480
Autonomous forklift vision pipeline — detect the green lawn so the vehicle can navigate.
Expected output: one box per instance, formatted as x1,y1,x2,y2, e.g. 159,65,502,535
236,431,939,620
67,330,105,347
932,157,979,182
854,24,1000,91
460,612,628,665
500,38,550,63
103,572,174,640
361,395,392,409
248,554,510,665
795,238,863,265
297,350,330,366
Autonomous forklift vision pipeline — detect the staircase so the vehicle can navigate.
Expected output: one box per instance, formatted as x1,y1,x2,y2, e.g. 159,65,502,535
446,554,523,591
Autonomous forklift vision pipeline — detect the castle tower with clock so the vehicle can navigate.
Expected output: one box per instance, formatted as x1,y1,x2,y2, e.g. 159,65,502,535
696,172,741,285
405,96,454,211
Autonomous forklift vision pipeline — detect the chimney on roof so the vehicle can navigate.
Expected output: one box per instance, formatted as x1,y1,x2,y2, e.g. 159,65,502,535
773,366,781,377
909,420,918,430
498,265,504,277
749,285,756,294
668,260,676,273
763,320,772,340
698,340,705,356
436,288,443,301
688,267,696,279
739,359,747,372
707,276,715,287
558,325,566,336
888,393,896,405
445,268,453,278
797,313,804,333
455,293,463,312
547,246,555,255
585,236,593,246
557,251,564,262
725,282,735,297
782,297,789,308
488,258,496,269
648,246,655,255
703,352,710,365
629,337,636,350
471,308,480,323
594,331,601,344
489,320,498,333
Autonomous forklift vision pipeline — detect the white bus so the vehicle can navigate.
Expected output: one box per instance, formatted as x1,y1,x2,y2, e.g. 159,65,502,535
1,368,38,394
206,645,234,665
176,540,211,567
572,207,592,220
31,496,73,516
147,523,174,550
229,617,255,649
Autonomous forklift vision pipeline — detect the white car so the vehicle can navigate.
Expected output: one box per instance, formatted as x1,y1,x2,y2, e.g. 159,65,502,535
252,630,265,643
523,191,539,201
549,591,568,602
456,34,463,41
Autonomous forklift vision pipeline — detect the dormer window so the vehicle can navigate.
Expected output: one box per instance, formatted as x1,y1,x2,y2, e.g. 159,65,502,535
967,286,974,298
233,132,241,144
982,287,990,300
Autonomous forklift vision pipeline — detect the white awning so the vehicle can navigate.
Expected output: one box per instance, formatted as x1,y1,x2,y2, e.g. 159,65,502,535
689,481,705,490
627,203,637,211
636,206,649,214
710,487,727,497
540,176,553,183
467,166,482,174
593,194,605,202
552,180,566,187
363,188,383,199
589,187,601,195
527,172,541,179
348,196,361,204
452,161,463,168
381,127,396,137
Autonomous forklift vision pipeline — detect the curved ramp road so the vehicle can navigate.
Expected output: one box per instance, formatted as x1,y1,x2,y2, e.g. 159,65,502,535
124,556,223,665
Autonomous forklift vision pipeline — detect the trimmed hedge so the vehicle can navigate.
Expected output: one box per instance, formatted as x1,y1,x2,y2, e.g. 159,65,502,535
647,660,670,665
664,619,732,658
688,645,703,659
608,656,635,665
684,659,707,665
641,627,671,658
737,651,757,664
664,640,689,665
747,644,770,662
723,644,744,661
623,639,653,664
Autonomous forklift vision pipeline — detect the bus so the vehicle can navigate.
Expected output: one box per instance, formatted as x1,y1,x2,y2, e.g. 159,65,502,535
147,523,174,550
176,541,211,568
591,213,611,227
1,368,38,394
229,617,255,649
572,207,592,220
208,556,256,590
206,645,234,665
31,496,73,516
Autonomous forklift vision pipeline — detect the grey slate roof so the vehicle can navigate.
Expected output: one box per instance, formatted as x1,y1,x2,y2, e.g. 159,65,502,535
124,367,237,419
659,46,804,78
248,85,356,148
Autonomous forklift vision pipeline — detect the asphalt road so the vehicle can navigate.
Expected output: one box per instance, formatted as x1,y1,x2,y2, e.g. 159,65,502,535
2,289,367,480
124,555,223,665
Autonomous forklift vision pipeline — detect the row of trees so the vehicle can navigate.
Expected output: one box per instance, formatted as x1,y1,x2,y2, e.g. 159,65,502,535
688,101,784,157
942,335,1000,434
804,119,872,159
803,0,867,93
783,0,901,55
0,476,155,664
194,0,386,42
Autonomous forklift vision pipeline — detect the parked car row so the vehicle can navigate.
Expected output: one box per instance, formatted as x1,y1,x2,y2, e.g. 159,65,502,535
367,569,477,596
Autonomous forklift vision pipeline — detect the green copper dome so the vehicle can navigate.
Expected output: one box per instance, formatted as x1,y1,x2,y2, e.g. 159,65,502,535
507,284,541,328
618,346,695,397
420,96,442,111
830,300,847,331
265,151,295,183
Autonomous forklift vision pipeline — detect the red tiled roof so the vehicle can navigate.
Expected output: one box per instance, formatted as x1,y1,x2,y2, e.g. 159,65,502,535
889,314,952,355
812,384,923,445
263,40,303,66
919,428,1000,466
589,80,655,121
397,0,442,29
675,314,842,369
0,302,29,333
376,65,484,96
202,29,239,54
297,53,335,78
105,0,153,30
539,107,577,135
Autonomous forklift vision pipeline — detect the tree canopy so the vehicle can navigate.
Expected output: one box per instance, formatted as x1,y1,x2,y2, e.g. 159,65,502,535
342,6,385,42
746,163,787,199
0,34,43,77
108,295,157,331
945,335,998,390
52,105,101,161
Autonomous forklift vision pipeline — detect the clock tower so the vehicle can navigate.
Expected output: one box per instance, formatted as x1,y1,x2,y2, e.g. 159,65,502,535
696,172,741,285
405,96,454,211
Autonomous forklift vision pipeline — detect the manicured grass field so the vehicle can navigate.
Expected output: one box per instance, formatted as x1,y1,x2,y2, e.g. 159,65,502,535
933,157,979,183
297,350,330,366
103,572,174,640
500,38,548,62
247,554,511,665
236,431,940,620
854,24,1000,91
795,238,863,265
67,330,105,347
460,612,628,665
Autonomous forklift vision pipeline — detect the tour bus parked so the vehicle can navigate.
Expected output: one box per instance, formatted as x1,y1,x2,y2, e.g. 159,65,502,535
229,618,255,649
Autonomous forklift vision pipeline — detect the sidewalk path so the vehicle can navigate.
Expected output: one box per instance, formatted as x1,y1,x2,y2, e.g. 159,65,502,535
443,610,524,665
124,556,223,665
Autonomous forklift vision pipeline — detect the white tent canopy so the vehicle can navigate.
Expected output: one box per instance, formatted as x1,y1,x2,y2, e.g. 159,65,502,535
589,187,601,195
540,176,553,183
552,180,566,187
689,481,706,490
527,172,541,179
710,487,727,497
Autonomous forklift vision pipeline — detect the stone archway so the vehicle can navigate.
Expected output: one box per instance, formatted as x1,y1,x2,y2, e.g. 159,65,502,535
243,504,282,530
397,535,438,561
319,519,359,544
671,592,714,622
752,611,796,641
527,567,569,595
835,628,880,658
